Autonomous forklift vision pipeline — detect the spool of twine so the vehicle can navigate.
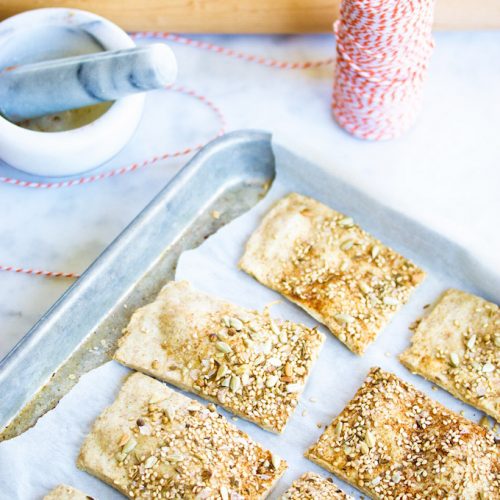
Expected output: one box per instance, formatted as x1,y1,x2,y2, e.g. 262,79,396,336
332,0,435,140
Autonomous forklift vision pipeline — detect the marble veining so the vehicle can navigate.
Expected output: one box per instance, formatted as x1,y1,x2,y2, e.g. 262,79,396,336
0,32,499,361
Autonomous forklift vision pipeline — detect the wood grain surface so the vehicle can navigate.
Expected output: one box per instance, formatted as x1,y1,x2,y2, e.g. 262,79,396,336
0,0,499,33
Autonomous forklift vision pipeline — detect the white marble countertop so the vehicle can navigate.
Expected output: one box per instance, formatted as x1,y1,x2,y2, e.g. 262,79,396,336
0,31,499,359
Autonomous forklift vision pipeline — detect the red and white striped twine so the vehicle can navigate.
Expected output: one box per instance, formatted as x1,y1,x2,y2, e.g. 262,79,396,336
0,264,80,279
0,85,226,189
332,0,435,140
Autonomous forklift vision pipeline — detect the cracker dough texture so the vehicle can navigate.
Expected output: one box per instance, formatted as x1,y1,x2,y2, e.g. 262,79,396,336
306,367,499,499
114,280,324,433
240,193,425,355
279,472,353,499
78,372,287,499
43,485,92,500
400,288,499,421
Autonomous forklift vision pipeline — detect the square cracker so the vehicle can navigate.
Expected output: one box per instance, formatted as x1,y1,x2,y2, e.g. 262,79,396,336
279,472,352,499
114,280,324,433
400,288,499,421
306,367,499,499
78,372,287,499
239,193,425,355
43,485,92,500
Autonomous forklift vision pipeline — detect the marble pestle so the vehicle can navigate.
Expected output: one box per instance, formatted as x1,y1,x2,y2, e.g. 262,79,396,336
0,43,177,122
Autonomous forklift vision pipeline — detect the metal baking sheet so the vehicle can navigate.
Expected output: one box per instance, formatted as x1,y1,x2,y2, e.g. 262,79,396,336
0,130,275,440
1,126,499,452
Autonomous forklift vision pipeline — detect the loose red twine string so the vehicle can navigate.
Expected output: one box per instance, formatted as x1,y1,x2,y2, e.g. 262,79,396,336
1,33,335,279
1,10,434,277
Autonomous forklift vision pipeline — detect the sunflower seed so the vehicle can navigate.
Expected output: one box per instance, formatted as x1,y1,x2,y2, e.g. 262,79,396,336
479,415,491,429
365,430,376,448
466,335,477,350
229,318,243,331
341,239,354,251
115,451,127,462
122,437,137,454
216,364,229,380
383,296,399,306
215,341,232,354
334,421,343,436
449,352,460,367
266,375,279,388
144,455,157,468
270,320,280,335
335,313,355,324
358,281,371,294
279,332,288,344
149,393,166,404
359,442,369,454
117,432,130,447
286,383,302,393
271,453,281,469
482,363,494,373
476,385,487,397
241,372,251,386
268,357,282,368
230,375,241,393
392,471,402,484
220,486,229,500
339,217,354,227
371,245,380,258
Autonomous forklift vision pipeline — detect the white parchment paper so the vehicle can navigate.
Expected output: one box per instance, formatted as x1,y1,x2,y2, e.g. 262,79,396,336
0,143,496,499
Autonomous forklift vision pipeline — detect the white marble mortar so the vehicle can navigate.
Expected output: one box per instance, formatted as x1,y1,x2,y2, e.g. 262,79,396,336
0,8,146,176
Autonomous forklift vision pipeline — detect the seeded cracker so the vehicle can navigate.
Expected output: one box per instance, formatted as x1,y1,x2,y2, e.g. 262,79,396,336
43,485,92,500
78,372,287,499
280,472,353,499
239,193,425,355
114,280,324,433
305,367,499,499
400,288,499,421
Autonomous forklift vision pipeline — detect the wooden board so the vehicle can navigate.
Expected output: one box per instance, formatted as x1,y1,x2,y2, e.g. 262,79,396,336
1,1,500,33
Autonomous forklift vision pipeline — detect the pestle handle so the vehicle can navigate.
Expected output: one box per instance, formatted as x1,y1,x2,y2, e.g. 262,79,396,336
0,43,177,121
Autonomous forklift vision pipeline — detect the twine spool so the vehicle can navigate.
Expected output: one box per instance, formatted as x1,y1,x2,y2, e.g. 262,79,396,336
332,0,435,140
